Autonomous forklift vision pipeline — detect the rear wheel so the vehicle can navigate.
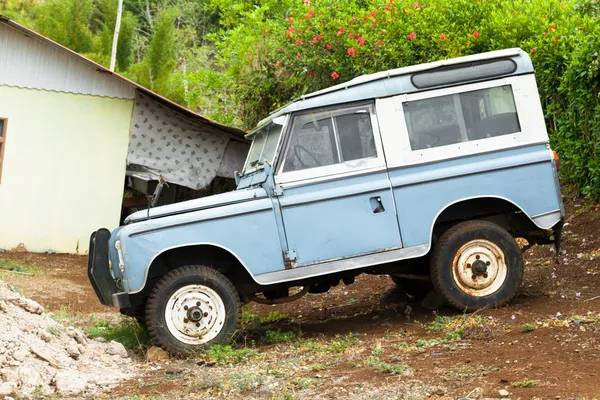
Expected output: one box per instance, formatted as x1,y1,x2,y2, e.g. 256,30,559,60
430,220,523,311
145,265,241,356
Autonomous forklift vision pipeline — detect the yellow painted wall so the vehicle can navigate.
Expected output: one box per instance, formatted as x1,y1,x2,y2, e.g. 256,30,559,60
0,85,133,253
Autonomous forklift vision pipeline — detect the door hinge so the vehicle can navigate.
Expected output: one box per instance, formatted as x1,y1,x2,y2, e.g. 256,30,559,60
283,249,297,269
272,185,284,197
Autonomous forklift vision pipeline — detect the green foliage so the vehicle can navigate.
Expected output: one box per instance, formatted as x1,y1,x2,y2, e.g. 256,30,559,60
204,344,257,364
86,317,150,350
363,356,407,374
512,378,537,388
5,0,600,198
264,329,297,344
0,259,34,274
520,323,536,333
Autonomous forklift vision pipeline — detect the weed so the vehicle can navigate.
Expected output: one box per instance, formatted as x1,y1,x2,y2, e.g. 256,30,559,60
445,330,463,341
293,377,316,389
415,338,442,348
328,333,360,353
51,305,76,324
520,323,535,333
311,363,329,372
349,297,358,305
205,344,257,364
0,259,36,275
46,326,61,336
241,308,287,330
363,356,407,374
86,317,150,350
371,342,384,355
269,393,299,400
265,329,297,344
231,371,263,391
195,373,224,391
445,365,488,382
512,378,536,388
260,310,287,324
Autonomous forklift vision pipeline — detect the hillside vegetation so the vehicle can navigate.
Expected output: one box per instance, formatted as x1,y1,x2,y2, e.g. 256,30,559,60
2,0,600,198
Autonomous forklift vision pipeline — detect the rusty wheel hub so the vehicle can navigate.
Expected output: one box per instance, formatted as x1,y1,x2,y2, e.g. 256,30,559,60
452,239,507,297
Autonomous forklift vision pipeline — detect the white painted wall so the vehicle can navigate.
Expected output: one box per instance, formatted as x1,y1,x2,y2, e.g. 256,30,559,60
0,85,134,253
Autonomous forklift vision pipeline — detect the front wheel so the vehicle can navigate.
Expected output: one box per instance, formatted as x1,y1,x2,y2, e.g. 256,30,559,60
430,220,523,311
145,265,241,356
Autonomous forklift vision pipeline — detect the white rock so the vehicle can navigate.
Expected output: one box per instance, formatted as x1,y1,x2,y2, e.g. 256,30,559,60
65,343,81,359
7,297,43,314
106,341,128,358
17,365,43,397
94,337,107,343
0,381,16,396
11,349,28,362
499,389,510,398
55,371,88,397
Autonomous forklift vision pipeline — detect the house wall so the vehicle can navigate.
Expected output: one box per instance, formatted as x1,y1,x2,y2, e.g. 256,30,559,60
0,85,134,253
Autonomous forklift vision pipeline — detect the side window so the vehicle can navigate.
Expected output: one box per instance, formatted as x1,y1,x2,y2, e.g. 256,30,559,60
403,85,520,150
282,104,377,173
0,119,6,183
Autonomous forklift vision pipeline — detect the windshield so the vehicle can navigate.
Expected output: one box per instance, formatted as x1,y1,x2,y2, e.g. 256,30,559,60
242,117,285,173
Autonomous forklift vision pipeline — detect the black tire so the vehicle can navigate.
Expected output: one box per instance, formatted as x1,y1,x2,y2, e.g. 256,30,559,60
390,276,432,299
145,265,241,357
430,220,523,311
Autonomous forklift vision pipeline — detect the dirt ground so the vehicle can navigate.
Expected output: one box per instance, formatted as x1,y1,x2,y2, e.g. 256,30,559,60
2,197,600,399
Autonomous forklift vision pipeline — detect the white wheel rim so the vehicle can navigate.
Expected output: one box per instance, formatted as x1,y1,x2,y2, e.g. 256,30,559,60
164,285,226,345
452,239,507,297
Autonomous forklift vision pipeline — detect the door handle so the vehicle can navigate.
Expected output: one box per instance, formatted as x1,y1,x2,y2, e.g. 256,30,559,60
370,196,385,214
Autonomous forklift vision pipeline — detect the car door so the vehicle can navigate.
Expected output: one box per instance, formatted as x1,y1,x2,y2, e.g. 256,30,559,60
273,101,402,267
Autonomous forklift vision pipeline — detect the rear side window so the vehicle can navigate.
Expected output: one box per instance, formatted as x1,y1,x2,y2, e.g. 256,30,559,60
403,85,521,151
281,104,377,173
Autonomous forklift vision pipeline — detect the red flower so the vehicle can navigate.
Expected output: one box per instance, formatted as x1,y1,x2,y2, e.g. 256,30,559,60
549,25,556,31
276,61,281,67
370,10,377,17
286,17,293,23
264,29,269,35
385,5,391,11
408,31,417,40
530,47,537,54
554,35,559,42
356,35,365,46
297,53,302,59
337,28,346,36
303,0,310,5
348,32,355,39
439,34,447,40
412,1,419,8
377,39,382,47
371,22,376,28
296,39,303,46
472,31,479,38
331,71,340,80
326,43,333,51
347,48,356,56
313,36,319,44
308,69,314,77
248,51,253,56
287,26,296,33
278,47,283,52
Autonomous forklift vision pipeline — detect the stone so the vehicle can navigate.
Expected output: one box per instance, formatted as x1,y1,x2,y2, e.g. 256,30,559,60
499,389,510,398
94,337,107,343
11,349,27,363
106,341,128,358
0,381,16,396
66,343,81,359
7,297,43,314
146,346,169,363
421,289,445,310
67,327,87,345
54,371,87,397
30,346,63,369
17,365,43,397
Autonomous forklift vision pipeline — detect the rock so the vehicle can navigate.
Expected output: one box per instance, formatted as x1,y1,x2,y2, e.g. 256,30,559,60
499,389,510,398
38,329,52,342
30,346,63,369
65,343,81,359
17,365,43,397
11,349,27,362
421,289,445,309
94,337,107,343
106,341,128,358
7,297,43,314
54,371,87,397
146,346,169,362
0,381,16,396
67,327,88,345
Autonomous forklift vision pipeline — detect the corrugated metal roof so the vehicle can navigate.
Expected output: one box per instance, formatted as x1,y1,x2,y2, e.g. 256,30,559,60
0,16,247,138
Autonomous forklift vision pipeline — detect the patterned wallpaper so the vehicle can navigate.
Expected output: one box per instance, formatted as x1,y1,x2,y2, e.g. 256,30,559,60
128,92,238,190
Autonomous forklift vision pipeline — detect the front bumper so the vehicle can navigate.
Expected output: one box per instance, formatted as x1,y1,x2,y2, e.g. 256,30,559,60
87,229,130,308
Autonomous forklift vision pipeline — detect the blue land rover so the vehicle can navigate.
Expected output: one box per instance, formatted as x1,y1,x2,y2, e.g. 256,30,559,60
89,48,564,355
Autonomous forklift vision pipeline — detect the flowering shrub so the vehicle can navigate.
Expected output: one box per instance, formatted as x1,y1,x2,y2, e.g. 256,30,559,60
213,0,600,198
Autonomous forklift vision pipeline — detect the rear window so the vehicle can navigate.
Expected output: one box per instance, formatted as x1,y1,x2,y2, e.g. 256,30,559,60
403,85,521,151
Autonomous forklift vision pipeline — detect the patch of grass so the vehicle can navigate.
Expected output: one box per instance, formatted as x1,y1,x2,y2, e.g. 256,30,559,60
371,342,384,355
51,305,77,324
512,378,536,388
269,393,299,400
311,363,329,372
265,329,297,344
292,377,316,389
231,371,264,391
241,308,287,330
0,259,35,274
302,333,360,354
46,326,61,336
86,317,150,350
260,310,287,324
363,356,407,374
415,338,442,348
520,323,535,333
445,330,463,341
426,314,490,335
205,344,257,364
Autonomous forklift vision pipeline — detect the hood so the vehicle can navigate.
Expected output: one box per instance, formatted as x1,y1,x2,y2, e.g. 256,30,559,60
124,187,268,224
